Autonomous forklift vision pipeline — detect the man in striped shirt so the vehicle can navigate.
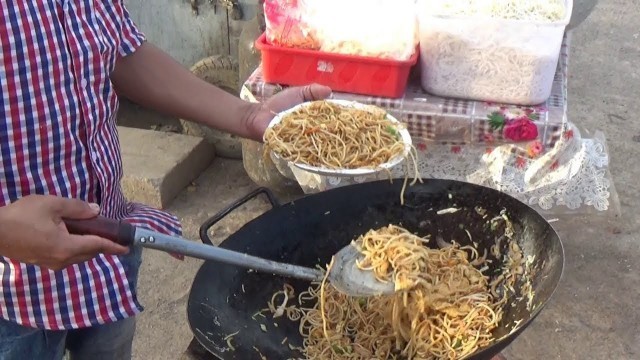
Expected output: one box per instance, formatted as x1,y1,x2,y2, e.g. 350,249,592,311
0,1,330,359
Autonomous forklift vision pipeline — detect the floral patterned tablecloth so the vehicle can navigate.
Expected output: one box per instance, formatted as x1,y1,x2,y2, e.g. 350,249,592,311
240,31,617,214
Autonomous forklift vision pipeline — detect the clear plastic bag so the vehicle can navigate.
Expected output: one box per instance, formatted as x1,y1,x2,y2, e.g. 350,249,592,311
309,0,418,61
263,0,418,61
263,0,319,49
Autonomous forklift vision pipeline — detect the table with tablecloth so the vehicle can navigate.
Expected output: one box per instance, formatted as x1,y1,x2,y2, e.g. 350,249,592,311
240,32,617,215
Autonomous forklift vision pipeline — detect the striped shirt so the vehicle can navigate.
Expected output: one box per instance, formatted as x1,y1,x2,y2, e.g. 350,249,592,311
0,0,182,330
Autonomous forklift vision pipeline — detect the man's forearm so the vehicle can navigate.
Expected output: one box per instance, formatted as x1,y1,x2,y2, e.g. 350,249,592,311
110,42,260,139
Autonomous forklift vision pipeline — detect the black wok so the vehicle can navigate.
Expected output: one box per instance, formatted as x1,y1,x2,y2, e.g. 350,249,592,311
186,179,564,359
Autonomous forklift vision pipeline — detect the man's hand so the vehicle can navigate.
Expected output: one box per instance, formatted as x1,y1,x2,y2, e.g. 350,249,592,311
244,84,333,141
111,43,332,142
0,195,129,271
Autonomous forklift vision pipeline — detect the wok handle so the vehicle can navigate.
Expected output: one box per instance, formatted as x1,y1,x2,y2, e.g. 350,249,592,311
63,216,136,247
199,187,280,245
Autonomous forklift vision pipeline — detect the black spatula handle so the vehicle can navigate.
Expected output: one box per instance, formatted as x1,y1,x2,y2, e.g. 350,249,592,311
63,216,136,246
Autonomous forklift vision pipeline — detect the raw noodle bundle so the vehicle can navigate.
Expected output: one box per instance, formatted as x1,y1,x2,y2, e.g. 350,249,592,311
422,0,567,21
263,0,418,60
310,0,419,61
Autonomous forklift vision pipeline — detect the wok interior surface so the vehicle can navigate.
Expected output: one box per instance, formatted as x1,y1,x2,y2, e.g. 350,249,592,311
187,179,564,360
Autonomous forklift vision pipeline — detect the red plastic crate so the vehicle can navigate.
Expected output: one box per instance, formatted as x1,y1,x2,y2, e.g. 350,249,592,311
255,33,419,98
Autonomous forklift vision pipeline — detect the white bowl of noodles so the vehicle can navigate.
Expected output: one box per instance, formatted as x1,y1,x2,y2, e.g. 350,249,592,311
263,99,413,177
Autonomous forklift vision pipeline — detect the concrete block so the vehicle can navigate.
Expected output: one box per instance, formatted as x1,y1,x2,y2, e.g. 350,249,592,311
118,126,215,209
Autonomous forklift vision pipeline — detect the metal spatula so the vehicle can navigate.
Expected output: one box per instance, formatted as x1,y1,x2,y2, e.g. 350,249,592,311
64,216,395,297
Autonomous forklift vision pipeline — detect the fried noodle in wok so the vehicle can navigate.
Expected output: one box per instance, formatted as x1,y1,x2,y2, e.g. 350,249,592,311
266,222,533,359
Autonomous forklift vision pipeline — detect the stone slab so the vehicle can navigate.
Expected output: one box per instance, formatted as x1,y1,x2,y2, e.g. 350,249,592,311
118,126,215,209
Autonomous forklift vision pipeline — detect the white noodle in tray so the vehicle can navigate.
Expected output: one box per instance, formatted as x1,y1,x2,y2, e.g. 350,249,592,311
417,0,573,106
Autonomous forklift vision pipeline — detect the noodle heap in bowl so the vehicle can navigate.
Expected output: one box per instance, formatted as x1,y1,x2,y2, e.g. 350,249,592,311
267,223,533,360
263,100,420,204
263,100,412,173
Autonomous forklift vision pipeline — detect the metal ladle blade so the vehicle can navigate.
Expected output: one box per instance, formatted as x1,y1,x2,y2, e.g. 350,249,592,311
327,245,395,297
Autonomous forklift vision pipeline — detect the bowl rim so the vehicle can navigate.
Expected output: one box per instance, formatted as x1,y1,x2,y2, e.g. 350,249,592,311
264,99,413,177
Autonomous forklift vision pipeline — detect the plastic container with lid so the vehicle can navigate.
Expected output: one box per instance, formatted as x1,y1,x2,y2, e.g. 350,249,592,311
417,0,573,106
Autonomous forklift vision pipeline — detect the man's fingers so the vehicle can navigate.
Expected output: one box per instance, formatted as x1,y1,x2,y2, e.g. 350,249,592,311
301,84,332,101
40,235,129,271
66,234,130,257
169,252,185,261
49,197,100,219
264,83,331,113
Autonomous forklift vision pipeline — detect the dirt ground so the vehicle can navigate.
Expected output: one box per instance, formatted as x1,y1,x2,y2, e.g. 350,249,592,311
129,159,270,359
130,0,640,358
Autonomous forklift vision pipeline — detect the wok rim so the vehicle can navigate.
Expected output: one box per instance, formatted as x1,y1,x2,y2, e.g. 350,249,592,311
186,178,566,359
